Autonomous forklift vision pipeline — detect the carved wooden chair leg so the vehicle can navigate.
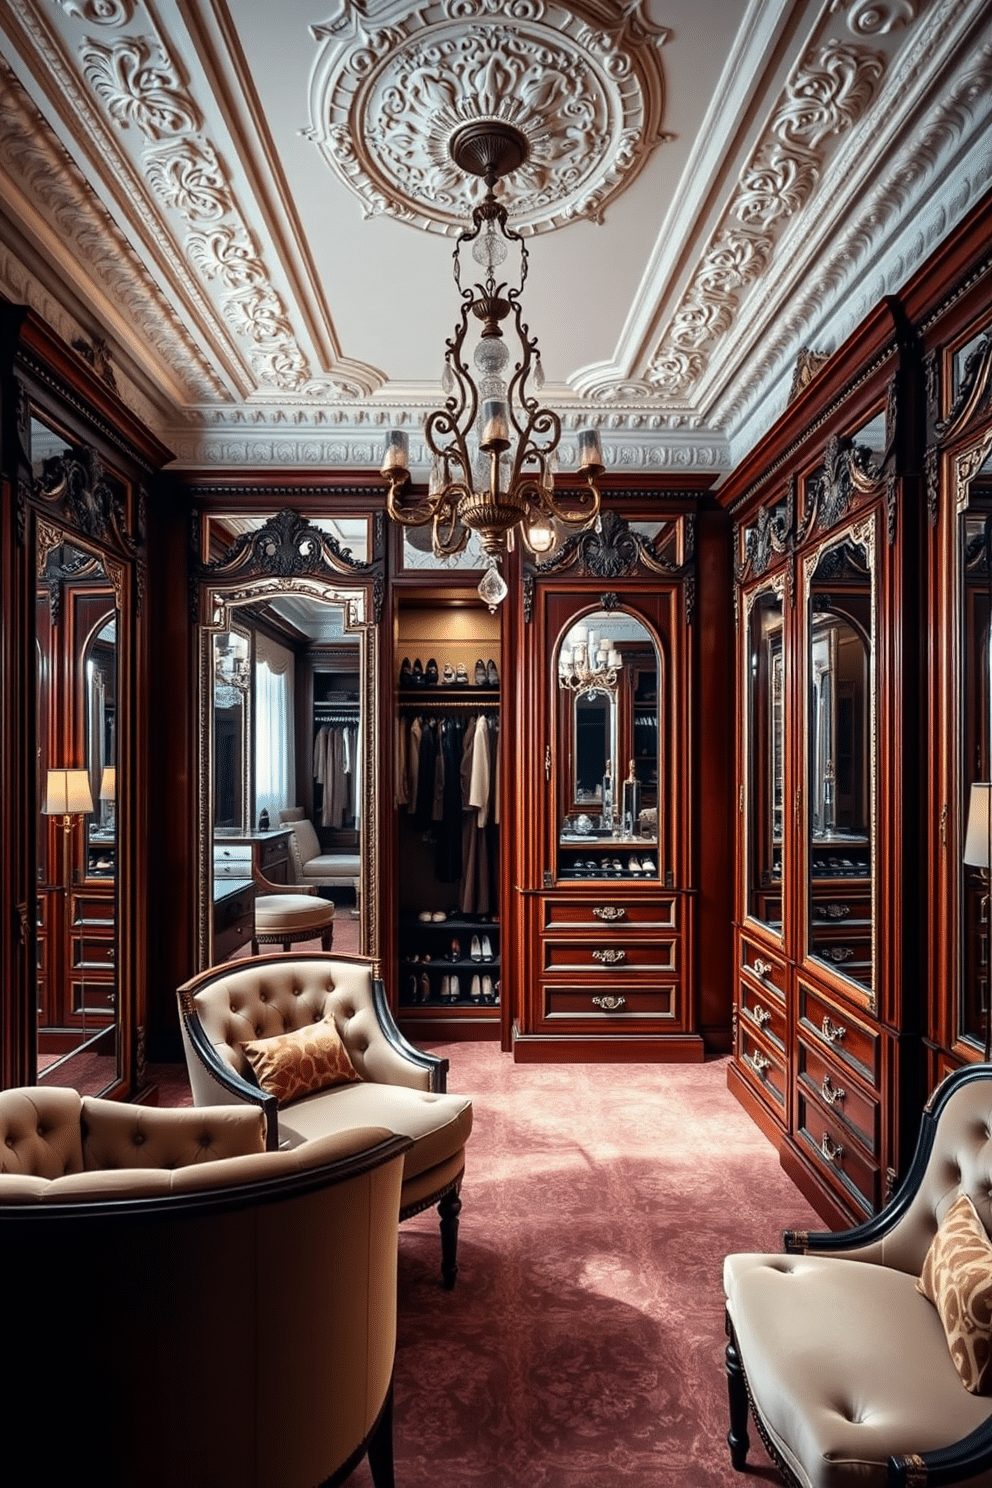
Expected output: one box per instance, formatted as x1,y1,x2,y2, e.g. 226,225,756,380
726,1322,751,1470
366,1381,395,1488
438,1185,462,1289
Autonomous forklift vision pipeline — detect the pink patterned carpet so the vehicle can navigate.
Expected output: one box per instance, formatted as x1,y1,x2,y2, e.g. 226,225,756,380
149,1043,814,1484
344,1047,816,1488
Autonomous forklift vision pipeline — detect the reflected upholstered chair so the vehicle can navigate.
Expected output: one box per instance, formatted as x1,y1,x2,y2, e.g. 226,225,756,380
250,858,335,954
724,1063,992,1487
279,806,361,892
0,1085,410,1488
178,951,473,1286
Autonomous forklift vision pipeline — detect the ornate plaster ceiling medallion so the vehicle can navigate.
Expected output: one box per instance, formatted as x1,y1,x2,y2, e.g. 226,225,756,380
307,0,671,234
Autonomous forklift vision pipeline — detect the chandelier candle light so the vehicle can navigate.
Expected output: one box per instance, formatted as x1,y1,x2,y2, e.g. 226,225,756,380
558,624,621,698
381,120,605,609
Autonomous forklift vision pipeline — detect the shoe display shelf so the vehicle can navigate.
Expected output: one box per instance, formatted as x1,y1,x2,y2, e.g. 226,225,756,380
398,912,500,1011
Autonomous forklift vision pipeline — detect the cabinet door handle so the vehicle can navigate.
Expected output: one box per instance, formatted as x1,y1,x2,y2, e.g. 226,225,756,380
747,1049,771,1078
545,744,551,781
821,1132,844,1164
820,1015,847,1044
821,1074,845,1106
751,1003,771,1026
592,948,625,965
592,906,626,922
592,995,626,1012
752,958,773,980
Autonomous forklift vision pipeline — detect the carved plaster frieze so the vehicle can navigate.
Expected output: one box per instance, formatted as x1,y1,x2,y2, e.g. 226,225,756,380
716,27,992,448
305,0,671,235
642,37,887,399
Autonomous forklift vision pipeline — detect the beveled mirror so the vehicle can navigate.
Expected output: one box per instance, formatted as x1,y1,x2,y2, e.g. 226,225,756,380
555,606,662,880
194,509,383,969
744,580,785,932
804,518,876,995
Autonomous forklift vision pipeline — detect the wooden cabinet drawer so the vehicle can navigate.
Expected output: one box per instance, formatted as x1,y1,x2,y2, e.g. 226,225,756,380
543,898,677,932
797,982,879,1086
796,1086,878,1218
736,1019,787,1116
739,936,787,1001
543,939,677,974
797,1038,880,1157
739,978,786,1050
543,984,676,1020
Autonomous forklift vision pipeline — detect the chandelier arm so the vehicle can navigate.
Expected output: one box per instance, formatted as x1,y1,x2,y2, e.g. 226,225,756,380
385,476,448,530
543,472,604,529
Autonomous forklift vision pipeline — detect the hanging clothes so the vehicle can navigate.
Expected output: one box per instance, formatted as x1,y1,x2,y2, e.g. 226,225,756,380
313,721,358,828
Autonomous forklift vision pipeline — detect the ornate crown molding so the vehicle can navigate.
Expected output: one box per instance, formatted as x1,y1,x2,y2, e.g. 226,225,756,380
305,0,671,234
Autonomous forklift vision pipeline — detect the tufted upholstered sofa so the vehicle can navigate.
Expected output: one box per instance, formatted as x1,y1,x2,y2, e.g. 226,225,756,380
724,1062,992,1487
177,951,473,1286
0,1084,411,1488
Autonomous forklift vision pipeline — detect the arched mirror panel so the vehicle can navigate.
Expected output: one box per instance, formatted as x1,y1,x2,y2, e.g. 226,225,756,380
744,580,785,933
956,439,992,1051
29,411,137,1097
554,606,663,882
194,510,382,971
804,518,877,997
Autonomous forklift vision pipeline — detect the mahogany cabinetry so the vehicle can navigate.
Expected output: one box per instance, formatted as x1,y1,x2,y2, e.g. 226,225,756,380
510,502,703,1061
723,298,922,1228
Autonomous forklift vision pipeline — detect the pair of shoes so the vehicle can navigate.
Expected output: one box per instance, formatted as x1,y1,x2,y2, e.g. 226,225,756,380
440,974,461,1002
400,656,412,686
420,972,430,1003
442,662,456,685
487,658,499,687
639,857,656,873
474,659,487,686
425,657,439,686
455,663,469,686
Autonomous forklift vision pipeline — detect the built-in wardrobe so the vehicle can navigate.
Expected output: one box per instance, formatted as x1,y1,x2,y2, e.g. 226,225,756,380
722,192,992,1228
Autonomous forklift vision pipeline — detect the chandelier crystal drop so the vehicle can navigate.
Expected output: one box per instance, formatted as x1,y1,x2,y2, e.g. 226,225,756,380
380,120,605,608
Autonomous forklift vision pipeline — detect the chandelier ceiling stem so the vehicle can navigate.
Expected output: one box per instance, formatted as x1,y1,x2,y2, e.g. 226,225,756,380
381,119,605,607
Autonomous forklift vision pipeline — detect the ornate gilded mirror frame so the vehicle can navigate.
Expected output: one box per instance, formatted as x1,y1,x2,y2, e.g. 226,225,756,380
192,509,384,971
741,573,786,938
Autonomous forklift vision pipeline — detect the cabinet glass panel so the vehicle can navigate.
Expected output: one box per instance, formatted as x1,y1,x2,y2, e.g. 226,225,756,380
805,526,875,992
959,459,992,1048
745,584,784,930
556,607,661,882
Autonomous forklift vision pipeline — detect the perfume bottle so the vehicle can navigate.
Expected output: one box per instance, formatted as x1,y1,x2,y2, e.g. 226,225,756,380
601,759,615,832
621,760,640,840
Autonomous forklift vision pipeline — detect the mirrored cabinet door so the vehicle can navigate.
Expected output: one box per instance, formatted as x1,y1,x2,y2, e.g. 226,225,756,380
555,607,663,883
744,582,785,933
804,520,876,995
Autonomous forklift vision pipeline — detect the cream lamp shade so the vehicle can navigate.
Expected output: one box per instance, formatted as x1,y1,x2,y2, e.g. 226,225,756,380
42,769,94,817
963,782,992,868
99,766,116,802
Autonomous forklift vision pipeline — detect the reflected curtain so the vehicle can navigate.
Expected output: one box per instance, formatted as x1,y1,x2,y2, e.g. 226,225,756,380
255,635,295,825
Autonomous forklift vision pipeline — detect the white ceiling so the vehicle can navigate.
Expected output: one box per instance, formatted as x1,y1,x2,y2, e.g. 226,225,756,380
0,0,990,481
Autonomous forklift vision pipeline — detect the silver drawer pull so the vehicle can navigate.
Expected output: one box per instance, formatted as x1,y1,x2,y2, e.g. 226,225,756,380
592,995,626,1012
592,948,626,966
821,1015,847,1044
821,1132,844,1164
821,1074,845,1106
592,906,626,922
751,1004,771,1026
747,1050,771,1078
752,957,773,979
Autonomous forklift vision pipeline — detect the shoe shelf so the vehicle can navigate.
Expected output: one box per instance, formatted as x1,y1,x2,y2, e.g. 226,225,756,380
398,913,500,1007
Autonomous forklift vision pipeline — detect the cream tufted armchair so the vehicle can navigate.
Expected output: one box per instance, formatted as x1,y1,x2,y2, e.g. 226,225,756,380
0,1084,411,1488
724,1062,992,1487
178,951,473,1287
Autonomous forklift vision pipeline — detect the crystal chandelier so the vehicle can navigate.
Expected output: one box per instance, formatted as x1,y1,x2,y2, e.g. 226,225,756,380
214,636,251,709
380,120,605,610
558,623,621,699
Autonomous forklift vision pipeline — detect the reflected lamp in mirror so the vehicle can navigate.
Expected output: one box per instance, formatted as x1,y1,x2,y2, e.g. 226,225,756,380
100,765,116,832
559,623,621,699
964,783,992,872
43,768,94,891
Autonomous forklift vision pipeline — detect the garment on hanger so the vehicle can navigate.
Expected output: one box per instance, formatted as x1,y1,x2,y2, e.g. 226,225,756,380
313,722,358,828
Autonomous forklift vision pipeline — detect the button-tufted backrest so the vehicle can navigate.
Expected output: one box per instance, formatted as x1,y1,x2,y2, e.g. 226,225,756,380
840,1073,992,1275
190,957,432,1093
80,1097,266,1171
0,1087,84,1179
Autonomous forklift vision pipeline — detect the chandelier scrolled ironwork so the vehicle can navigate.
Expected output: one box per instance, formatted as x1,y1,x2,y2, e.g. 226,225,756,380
381,121,605,608
558,622,621,699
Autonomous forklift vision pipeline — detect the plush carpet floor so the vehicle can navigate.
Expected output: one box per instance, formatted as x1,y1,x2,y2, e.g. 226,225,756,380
339,1046,818,1488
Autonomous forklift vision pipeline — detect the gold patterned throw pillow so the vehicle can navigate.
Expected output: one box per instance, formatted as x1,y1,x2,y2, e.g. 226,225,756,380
242,1018,360,1106
917,1192,992,1394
